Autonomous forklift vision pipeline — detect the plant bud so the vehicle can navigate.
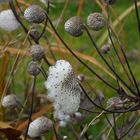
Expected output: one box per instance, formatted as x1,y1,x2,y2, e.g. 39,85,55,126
27,61,40,76
28,116,53,138
1,94,20,108
77,74,84,82
64,16,84,37
107,97,123,108
101,44,110,54
87,12,105,31
104,0,116,5
30,44,45,61
24,5,46,23
0,9,20,31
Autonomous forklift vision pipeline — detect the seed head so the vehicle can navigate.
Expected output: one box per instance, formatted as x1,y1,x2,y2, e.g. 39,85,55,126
30,29,40,40
1,94,20,108
101,44,110,54
87,12,105,31
24,5,46,23
45,60,81,126
0,9,20,31
28,116,53,138
64,16,84,37
30,44,45,61
104,0,116,5
107,97,123,108
27,61,40,76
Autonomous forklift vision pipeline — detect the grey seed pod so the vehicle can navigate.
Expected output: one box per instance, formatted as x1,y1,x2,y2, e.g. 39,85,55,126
87,12,105,31
24,5,46,23
30,30,41,40
107,97,123,108
101,44,110,54
30,44,45,61
104,0,116,5
64,16,84,37
28,116,53,138
27,61,40,76
1,94,20,108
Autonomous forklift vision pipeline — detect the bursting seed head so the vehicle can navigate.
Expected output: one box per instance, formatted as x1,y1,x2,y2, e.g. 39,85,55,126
27,61,40,76
87,12,105,31
24,5,46,23
45,60,81,126
64,16,84,37
101,44,110,54
1,94,20,109
28,116,53,138
104,0,116,5
30,44,45,61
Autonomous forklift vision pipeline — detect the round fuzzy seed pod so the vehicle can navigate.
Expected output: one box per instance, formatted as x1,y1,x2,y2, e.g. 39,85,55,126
30,45,45,61
1,94,20,108
24,5,46,23
0,9,20,31
87,12,105,31
64,16,84,37
28,116,53,138
104,0,116,5
27,61,40,76
30,29,40,40
101,44,110,54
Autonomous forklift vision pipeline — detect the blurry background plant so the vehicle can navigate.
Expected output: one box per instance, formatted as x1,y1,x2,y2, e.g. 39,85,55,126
0,0,140,140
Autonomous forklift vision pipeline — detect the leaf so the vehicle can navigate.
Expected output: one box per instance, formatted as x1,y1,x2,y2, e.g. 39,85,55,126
0,128,22,140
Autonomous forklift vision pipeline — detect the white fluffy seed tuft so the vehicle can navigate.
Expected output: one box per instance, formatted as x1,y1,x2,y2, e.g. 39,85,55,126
45,60,81,126
0,9,20,31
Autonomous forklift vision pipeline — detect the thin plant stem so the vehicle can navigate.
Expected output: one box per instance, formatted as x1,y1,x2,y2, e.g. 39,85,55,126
15,0,23,14
79,83,139,113
106,8,135,89
53,124,59,140
134,0,140,36
37,17,48,42
106,19,140,96
119,117,139,139
9,1,33,45
39,67,47,80
108,54,120,89
41,66,48,78
43,56,51,66
84,26,137,95
112,113,118,140
24,76,36,140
